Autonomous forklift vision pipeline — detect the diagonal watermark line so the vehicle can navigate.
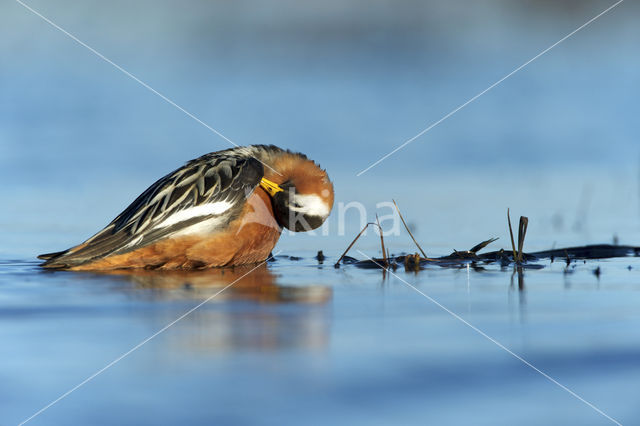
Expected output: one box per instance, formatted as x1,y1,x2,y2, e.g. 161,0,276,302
355,250,622,426
356,0,624,176
14,0,230,144
14,0,282,176
18,252,280,426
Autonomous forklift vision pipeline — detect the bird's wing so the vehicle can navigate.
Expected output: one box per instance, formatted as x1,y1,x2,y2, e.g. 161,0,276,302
41,154,264,268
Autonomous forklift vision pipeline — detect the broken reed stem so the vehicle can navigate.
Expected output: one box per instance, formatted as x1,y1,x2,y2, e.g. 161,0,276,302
376,214,388,268
507,208,518,264
393,199,427,258
334,222,374,267
517,216,529,263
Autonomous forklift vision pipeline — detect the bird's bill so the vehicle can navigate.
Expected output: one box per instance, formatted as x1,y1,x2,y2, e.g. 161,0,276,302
260,178,284,197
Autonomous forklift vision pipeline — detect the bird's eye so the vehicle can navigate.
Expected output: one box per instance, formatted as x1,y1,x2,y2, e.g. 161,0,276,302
292,202,302,208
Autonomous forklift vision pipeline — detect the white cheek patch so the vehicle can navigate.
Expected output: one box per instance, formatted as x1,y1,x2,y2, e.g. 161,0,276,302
290,194,331,219
154,201,233,229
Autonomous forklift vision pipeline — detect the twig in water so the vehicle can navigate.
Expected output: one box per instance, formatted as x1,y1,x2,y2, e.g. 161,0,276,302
393,200,427,258
507,208,518,263
334,222,375,267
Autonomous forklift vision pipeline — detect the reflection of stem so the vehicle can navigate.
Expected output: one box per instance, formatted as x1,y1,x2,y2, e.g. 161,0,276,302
510,266,525,291
376,214,387,268
517,266,525,291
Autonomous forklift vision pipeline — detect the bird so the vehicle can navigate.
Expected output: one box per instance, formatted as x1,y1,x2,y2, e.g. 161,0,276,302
39,145,334,270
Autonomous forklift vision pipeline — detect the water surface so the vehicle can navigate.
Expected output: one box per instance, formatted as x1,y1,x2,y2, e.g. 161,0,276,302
2,254,640,425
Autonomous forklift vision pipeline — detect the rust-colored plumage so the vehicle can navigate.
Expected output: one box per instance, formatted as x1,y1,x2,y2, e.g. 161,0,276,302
40,145,333,270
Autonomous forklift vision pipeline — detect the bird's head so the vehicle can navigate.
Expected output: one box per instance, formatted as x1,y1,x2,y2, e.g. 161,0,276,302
260,157,334,232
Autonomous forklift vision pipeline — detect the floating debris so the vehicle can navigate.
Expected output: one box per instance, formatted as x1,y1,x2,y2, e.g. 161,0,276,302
334,205,640,272
404,253,422,272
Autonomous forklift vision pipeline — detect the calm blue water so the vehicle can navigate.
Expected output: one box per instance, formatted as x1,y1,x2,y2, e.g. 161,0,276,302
2,256,640,425
2,0,640,424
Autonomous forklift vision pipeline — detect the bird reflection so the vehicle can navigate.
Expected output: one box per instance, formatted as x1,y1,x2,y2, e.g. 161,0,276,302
99,264,332,352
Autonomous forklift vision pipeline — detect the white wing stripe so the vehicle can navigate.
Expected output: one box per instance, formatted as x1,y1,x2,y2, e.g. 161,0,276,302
154,201,233,229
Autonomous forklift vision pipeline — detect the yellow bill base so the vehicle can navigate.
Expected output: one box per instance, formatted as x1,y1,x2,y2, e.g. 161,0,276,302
260,178,284,197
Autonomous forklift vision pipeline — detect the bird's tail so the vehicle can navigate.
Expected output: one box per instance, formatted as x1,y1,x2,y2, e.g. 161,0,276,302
37,251,67,261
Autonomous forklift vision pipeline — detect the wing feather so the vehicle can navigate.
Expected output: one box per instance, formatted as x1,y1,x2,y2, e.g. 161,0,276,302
41,153,263,268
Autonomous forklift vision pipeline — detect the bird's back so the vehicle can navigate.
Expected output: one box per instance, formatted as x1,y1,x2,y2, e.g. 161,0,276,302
40,147,270,269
